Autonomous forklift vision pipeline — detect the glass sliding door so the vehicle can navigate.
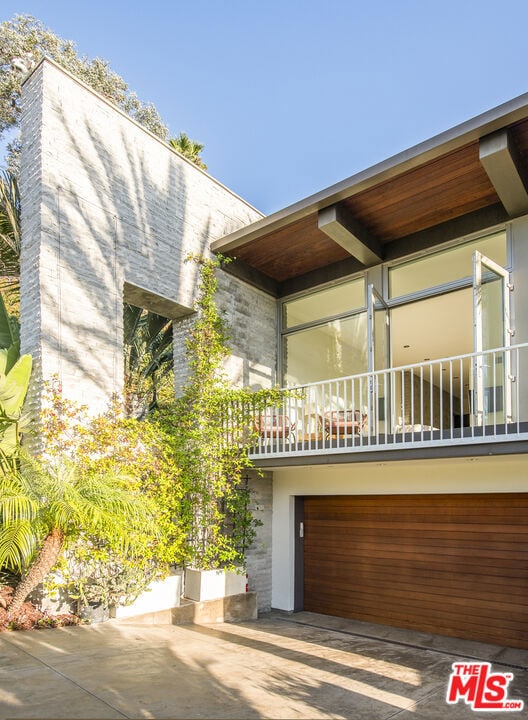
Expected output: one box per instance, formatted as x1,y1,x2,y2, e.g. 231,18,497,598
473,251,512,426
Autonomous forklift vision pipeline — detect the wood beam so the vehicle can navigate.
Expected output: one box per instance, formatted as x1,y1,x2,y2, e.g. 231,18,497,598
479,130,528,217
318,204,382,266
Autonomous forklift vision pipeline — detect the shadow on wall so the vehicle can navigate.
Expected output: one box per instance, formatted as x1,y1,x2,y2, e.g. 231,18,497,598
21,62,258,412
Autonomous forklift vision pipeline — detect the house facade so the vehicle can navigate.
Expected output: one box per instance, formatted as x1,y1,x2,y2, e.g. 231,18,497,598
20,59,528,649
211,96,528,651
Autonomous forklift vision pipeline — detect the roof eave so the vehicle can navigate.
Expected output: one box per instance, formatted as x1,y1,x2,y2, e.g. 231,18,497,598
212,91,528,253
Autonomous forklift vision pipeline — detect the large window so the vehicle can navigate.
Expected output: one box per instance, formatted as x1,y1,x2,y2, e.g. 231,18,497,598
281,230,509,386
283,314,367,386
282,278,366,385
283,277,364,328
388,231,507,298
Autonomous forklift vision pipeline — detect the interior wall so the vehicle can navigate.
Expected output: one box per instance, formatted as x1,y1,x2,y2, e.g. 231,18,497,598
401,370,454,428
284,315,367,386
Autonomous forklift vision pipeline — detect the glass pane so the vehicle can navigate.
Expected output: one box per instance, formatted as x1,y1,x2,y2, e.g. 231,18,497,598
372,297,390,431
481,272,504,351
374,301,389,371
283,312,367,385
481,268,506,424
283,278,364,328
389,231,507,298
473,253,510,427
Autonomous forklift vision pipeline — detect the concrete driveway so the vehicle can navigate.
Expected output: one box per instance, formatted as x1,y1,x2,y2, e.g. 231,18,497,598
1,611,527,719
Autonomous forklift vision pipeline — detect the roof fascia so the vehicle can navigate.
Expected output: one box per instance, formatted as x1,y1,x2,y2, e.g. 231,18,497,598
212,93,528,252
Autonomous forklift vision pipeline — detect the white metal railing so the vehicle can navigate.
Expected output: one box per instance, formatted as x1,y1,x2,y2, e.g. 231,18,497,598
248,343,528,458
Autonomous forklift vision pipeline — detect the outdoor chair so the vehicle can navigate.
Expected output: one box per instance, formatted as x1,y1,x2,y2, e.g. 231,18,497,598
321,410,366,438
253,413,296,444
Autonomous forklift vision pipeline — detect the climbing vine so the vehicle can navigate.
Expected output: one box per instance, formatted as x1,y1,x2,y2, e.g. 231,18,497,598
159,254,287,570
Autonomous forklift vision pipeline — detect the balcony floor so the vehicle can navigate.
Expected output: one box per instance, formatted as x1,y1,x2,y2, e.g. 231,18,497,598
249,422,528,467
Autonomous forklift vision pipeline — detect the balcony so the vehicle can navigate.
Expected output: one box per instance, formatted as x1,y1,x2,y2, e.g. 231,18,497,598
248,343,528,462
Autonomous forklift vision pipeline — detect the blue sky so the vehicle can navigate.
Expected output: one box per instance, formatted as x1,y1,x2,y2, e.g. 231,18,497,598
3,1,528,214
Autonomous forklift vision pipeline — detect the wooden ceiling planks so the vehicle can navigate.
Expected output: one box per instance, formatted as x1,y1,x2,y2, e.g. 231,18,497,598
342,142,500,241
232,214,350,282
224,120,528,283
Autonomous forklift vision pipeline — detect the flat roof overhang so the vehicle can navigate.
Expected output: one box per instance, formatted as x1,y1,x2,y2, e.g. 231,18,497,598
212,93,528,296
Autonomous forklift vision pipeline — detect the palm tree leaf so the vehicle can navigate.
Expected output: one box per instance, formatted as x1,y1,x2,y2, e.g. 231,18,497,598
0,292,17,349
0,170,21,277
0,491,38,523
0,520,37,570
5,341,21,375
123,303,144,346
0,348,8,375
0,354,32,417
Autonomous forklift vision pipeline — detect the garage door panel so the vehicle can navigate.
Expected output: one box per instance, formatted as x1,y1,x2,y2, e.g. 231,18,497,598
309,494,528,509
305,568,528,603
308,519,528,534
306,545,527,571
305,598,527,649
305,539,528,562
305,581,528,620
305,594,528,639
303,493,528,649
305,588,528,636
309,503,528,518
306,553,526,581
307,525,528,545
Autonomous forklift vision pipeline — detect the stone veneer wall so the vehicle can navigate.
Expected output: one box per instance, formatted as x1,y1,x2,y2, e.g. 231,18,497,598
19,59,276,609
246,470,273,611
20,59,277,412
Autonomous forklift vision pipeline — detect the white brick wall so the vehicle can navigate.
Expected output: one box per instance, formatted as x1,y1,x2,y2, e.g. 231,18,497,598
20,59,277,412
20,59,277,606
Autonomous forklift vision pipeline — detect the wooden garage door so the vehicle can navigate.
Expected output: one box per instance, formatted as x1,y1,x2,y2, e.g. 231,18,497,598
303,494,528,649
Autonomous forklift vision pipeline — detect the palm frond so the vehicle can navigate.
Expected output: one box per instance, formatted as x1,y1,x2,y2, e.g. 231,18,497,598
0,170,21,274
0,291,17,350
0,491,39,523
0,520,37,570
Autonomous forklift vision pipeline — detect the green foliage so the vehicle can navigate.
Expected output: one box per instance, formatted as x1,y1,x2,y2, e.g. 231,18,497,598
159,255,286,570
0,289,17,349
123,304,174,418
0,450,159,574
0,354,31,456
0,15,168,141
1,15,207,172
0,170,20,315
55,539,159,611
169,133,207,170
39,380,186,607
0,291,30,458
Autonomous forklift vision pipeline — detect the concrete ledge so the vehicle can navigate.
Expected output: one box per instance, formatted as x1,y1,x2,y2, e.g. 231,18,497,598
113,592,257,626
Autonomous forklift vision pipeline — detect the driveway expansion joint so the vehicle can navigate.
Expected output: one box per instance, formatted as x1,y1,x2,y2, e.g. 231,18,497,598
279,617,528,671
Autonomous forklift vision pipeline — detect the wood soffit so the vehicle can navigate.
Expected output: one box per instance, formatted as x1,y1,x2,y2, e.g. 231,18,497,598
215,112,528,292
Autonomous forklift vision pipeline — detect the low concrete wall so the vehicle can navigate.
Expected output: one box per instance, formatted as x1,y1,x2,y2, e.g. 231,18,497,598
113,591,258,625
111,573,182,620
